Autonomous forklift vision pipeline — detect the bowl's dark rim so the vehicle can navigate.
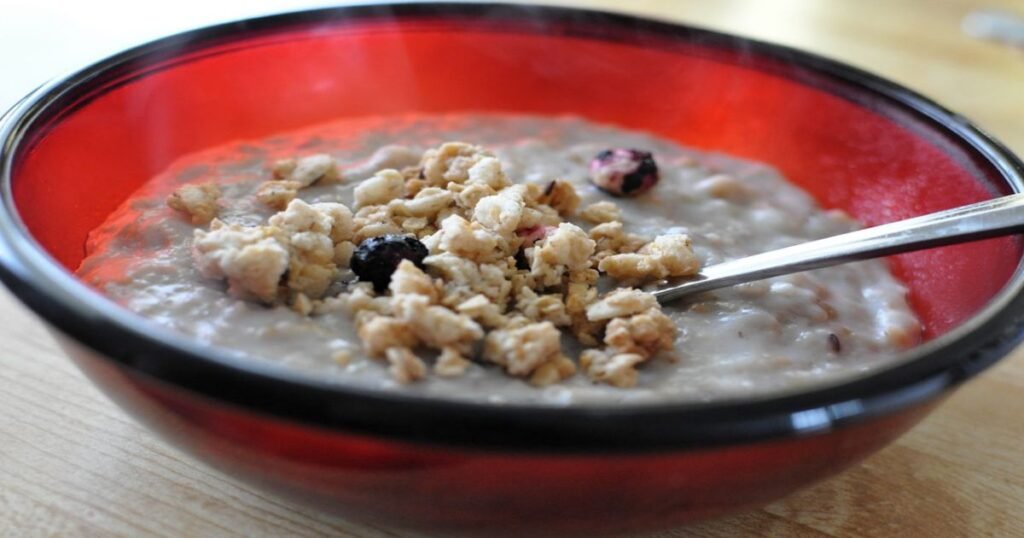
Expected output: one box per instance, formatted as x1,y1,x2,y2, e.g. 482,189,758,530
2,2,1024,454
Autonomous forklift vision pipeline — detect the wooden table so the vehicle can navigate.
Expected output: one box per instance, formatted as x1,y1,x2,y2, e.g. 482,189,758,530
2,0,1023,536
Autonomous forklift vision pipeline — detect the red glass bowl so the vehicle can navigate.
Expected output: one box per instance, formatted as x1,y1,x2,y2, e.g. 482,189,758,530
2,4,1024,535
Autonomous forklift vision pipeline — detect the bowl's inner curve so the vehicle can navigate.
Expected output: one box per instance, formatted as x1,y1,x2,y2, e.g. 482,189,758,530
9,15,1021,340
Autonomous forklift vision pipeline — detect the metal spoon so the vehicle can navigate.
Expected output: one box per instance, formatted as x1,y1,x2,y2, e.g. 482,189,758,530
653,193,1024,304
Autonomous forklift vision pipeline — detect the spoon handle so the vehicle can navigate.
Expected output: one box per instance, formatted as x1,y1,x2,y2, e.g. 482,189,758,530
653,192,1024,304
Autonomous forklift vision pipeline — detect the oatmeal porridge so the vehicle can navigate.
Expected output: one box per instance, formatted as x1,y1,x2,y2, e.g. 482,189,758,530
76,115,921,405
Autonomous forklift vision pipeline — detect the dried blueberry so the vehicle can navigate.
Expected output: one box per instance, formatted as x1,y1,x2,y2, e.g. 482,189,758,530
588,148,659,196
514,249,530,270
350,235,429,292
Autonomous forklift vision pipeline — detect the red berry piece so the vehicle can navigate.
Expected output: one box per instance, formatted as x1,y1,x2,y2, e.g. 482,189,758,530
516,225,555,248
588,149,659,196
513,225,556,270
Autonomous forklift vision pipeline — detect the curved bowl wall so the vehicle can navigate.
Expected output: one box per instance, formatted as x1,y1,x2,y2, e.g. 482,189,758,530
62,334,938,535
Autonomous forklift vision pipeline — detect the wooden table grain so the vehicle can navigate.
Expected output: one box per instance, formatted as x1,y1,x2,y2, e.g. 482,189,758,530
2,1,1023,536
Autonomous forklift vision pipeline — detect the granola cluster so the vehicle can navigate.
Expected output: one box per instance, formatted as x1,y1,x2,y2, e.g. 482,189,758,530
168,144,702,388
167,183,220,225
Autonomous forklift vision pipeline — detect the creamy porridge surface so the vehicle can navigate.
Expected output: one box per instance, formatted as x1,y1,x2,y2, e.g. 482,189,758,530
77,115,921,405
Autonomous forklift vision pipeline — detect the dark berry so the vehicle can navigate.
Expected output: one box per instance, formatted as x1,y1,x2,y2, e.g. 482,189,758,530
350,235,429,292
514,249,530,270
588,148,659,196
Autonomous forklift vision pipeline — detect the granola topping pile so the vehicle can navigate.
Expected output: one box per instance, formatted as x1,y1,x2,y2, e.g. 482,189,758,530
170,143,702,388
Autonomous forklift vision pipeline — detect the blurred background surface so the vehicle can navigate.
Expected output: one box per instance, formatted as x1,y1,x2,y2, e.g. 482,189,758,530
2,0,1022,151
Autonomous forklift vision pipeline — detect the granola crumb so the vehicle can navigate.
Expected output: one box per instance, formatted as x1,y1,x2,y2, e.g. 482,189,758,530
530,223,596,287
467,156,511,190
435,215,503,263
386,347,427,383
291,292,314,316
355,169,405,208
334,241,356,267
590,221,648,262
579,201,621,224
604,307,677,358
389,259,438,298
268,199,349,299
580,349,645,388
255,180,302,210
529,354,576,386
473,189,525,235
539,180,581,216
516,287,571,327
434,347,472,377
357,316,419,357
483,321,562,377
640,234,701,277
456,294,509,328
285,154,341,186
421,142,491,186
586,288,659,321
167,183,220,225
192,219,288,302
392,292,484,354
395,187,455,219
271,158,297,179
598,234,700,281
